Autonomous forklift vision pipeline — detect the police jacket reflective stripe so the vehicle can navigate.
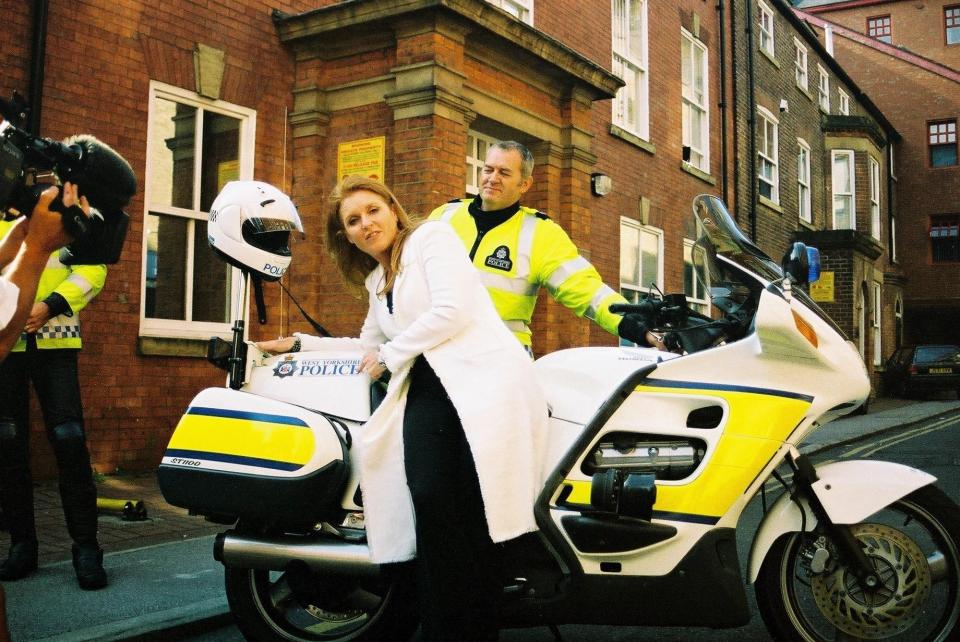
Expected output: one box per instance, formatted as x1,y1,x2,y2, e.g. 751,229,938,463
0,219,107,351
429,198,625,346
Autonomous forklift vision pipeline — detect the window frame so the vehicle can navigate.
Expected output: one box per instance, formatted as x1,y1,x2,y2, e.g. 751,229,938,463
928,119,958,168
930,215,960,263
758,0,776,57
757,106,780,204
619,217,663,299
945,5,960,45
140,81,256,340
797,138,812,223
869,156,881,240
619,216,663,346
612,0,650,140
681,28,710,174
867,14,892,44
838,88,850,115
831,149,856,230
486,0,534,24
894,296,903,349
872,282,882,366
891,208,898,263
683,238,710,314
793,38,808,91
817,65,830,112
466,130,499,196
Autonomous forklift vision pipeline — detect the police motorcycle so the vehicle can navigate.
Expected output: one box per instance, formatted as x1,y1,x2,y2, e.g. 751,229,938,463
158,184,960,642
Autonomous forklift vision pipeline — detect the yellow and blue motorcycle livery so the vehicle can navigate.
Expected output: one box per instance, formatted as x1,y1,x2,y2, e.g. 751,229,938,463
159,194,960,642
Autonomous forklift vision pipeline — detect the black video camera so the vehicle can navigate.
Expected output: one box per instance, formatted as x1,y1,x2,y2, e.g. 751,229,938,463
0,91,137,265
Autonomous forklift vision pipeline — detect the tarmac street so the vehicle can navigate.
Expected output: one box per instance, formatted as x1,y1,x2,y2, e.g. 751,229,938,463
0,395,958,641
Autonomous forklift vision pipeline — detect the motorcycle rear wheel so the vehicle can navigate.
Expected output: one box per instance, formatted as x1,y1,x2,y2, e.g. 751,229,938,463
756,485,960,641
224,555,418,641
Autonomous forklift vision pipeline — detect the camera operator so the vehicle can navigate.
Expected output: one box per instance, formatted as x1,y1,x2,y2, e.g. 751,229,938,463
0,181,109,590
0,184,75,360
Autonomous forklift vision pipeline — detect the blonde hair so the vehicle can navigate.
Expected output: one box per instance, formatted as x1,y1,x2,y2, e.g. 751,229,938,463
325,175,420,296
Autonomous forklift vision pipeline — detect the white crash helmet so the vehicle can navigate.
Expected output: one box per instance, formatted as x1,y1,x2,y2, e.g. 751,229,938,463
208,181,303,281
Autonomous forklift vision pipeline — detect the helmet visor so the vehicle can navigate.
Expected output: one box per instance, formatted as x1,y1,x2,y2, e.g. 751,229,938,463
244,217,304,234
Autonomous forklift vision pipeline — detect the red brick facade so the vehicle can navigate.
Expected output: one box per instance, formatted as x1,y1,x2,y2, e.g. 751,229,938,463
802,0,960,70
797,3,960,355
3,0,897,476
2,0,321,476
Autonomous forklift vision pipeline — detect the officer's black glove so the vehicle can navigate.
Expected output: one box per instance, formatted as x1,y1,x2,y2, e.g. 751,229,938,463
617,314,651,347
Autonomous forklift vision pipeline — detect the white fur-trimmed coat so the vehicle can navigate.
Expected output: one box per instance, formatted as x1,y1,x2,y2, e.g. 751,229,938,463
356,221,548,564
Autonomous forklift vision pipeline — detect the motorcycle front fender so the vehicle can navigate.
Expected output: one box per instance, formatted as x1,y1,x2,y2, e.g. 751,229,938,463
747,459,937,582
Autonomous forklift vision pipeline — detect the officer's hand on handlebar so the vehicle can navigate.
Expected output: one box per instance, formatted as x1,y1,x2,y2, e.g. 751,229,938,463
617,313,654,347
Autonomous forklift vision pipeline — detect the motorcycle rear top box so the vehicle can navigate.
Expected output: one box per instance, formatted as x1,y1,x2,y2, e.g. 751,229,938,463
158,387,349,528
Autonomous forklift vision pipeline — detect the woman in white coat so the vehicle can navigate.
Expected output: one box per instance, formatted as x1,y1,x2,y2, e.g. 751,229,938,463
325,175,547,640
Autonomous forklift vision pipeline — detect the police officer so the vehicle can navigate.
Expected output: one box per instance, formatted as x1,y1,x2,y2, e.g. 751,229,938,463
429,140,652,351
0,181,108,590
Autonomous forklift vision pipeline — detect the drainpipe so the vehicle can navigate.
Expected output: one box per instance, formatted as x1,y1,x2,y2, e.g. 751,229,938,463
730,0,741,219
718,0,729,204
28,0,49,135
745,0,758,241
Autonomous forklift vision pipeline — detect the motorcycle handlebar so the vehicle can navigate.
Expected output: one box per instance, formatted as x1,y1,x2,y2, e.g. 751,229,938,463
609,300,662,317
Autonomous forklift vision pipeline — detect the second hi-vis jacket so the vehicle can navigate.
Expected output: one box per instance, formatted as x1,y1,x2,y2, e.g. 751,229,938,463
0,219,107,351
429,198,625,346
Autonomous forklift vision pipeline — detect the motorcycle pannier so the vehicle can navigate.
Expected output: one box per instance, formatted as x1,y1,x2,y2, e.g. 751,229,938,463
158,387,349,528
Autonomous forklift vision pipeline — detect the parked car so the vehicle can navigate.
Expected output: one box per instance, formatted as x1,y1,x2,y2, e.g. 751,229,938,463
883,344,960,398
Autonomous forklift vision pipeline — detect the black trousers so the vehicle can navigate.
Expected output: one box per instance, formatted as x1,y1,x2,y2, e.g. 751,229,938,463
403,357,500,642
0,344,99,547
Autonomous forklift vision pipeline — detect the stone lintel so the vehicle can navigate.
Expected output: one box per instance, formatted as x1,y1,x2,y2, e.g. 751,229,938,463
274,0,622,100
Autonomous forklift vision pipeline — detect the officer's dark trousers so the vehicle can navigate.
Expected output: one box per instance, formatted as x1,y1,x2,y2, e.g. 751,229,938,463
403,356,500,642
0,343,99,548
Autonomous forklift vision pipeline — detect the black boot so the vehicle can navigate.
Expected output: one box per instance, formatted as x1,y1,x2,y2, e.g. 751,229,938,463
72,544,107,590
0,540,38,581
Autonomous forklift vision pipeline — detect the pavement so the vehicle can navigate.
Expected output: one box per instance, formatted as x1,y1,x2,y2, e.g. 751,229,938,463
1,394,959,641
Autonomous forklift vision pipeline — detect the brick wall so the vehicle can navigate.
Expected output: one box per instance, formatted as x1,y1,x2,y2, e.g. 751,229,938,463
822,26,960,344
2,0,323,477
805,0,960,70
4,0,913,476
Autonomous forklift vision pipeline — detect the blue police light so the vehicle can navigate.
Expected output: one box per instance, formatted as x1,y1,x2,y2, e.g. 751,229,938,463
806,246,821,284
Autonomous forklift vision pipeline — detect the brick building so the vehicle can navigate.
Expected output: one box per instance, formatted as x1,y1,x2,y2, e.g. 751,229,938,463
4,0,895,475
2,0,320,476
729,0,900,385
795,0,960,354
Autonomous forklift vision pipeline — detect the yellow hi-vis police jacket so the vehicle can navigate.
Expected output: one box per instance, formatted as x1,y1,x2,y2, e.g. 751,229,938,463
429,198,625,346
0,219,107,351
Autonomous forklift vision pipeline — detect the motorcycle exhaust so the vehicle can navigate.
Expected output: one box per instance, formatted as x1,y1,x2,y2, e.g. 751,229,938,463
215,530,380,577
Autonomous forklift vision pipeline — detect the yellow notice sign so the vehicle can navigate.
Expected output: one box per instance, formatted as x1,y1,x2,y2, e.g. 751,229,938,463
810,271,835,302
337,137,385,181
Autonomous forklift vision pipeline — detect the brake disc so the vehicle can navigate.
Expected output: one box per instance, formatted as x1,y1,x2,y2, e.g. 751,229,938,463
809,523,932,639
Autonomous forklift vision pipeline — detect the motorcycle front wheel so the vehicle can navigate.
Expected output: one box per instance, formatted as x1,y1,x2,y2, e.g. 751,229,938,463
224,555,418,641
756,485,960,641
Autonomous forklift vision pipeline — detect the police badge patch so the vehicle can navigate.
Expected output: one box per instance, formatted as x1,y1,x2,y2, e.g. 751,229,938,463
273,360,298,378
484,245,513,271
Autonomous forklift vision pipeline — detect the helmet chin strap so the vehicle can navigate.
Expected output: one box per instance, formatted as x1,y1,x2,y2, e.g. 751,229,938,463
277,279,331,337
252,275,267,325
